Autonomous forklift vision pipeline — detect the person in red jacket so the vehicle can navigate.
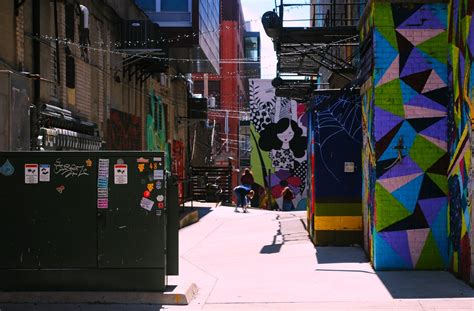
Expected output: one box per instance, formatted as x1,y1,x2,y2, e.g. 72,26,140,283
240,168,254,188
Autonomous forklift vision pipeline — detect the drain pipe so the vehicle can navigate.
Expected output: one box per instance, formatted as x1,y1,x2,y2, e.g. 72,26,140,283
54,0,60,84
31,0,41,149
32,0,40,102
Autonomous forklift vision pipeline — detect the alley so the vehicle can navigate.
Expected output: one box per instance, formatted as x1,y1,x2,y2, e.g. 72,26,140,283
167,203,474,310
2,203,474,310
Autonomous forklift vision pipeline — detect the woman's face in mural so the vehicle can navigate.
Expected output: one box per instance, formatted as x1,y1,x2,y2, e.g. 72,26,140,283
277,125,294,144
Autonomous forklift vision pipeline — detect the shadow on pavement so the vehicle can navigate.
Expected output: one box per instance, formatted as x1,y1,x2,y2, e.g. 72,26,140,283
197,207,214,219
260,242,283,254
315,246,369,264
376,271,474,299
0,304,163,311
260,214,308,254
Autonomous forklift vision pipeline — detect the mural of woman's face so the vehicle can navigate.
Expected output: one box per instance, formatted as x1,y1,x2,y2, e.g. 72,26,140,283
277,125,294,143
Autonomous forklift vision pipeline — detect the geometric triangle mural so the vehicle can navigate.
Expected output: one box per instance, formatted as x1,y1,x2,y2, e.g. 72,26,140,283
365,2,451,270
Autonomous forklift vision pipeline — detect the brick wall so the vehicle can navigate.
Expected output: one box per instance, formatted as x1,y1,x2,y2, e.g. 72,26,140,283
75,58,92,118
0,1,16,69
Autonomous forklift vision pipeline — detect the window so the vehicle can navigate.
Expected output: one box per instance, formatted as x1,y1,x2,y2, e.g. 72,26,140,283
139,0,192,27
137,0,190,12
161,0,188,11
244,37,259,61
136,0,156,11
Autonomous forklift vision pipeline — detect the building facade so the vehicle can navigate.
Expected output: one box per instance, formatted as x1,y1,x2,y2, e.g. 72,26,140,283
192,0,259,188
0,0,191,195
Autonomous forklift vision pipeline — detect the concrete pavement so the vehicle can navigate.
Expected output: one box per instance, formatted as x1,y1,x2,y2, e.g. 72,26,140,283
165,203,474,310
2,202,474,310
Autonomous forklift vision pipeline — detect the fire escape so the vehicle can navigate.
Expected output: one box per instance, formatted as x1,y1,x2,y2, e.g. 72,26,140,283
262,1,364,100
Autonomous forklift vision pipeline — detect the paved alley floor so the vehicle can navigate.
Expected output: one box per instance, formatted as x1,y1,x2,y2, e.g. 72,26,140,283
2,203,474,310
165,203,474,310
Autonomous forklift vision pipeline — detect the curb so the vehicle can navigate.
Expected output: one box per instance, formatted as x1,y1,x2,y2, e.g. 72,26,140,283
0,283,199,305
179,210,199,228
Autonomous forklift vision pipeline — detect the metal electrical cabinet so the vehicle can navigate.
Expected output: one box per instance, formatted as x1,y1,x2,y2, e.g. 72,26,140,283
0,151,178,291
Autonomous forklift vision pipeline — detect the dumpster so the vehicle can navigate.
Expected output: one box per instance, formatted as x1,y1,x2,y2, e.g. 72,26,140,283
0,151,178,291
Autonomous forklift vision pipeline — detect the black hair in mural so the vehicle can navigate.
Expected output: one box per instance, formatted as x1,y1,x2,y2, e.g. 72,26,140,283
258,118,307,158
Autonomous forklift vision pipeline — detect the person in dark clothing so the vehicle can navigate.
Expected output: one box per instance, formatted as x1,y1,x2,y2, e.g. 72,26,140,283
233,185,254,213
281,186,295,211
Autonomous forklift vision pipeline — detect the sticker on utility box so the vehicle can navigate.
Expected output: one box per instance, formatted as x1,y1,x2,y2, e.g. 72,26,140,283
140,197,154,211
24,164,39,184
39,164,50,182
114,164,128,184
153,169,164,180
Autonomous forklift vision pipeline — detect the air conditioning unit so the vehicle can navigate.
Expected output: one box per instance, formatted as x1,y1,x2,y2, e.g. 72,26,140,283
0,71,31,151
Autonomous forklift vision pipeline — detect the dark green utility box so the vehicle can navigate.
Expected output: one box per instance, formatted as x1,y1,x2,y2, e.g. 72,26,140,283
0,151,179,291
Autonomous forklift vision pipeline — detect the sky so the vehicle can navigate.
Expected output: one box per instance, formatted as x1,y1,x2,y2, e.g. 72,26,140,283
240,0,310,79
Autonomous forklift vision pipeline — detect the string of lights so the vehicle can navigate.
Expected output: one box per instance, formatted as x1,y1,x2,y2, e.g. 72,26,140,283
39,34,262,64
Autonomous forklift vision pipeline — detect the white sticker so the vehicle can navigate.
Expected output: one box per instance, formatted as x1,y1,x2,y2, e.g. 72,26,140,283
25,164,38,184
114,164,128,184
39,164,50,182
344,162,355,173
97,159,110,209
153,169,164,180
140,197,154,211
156,195,164,202
153,157,162,162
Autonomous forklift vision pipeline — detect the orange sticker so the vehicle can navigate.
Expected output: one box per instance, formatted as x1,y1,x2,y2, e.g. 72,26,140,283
85,159,93,167
147,183,154,192
138,163,145,172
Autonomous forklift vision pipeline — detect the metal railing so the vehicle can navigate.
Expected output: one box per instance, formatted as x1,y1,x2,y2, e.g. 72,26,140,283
277,1,366,28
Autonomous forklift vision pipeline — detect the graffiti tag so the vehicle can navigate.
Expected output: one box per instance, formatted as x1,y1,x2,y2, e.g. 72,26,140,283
54,158,89,178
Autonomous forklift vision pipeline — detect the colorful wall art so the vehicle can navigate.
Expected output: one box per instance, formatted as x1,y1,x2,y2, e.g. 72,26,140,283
147,90,171,170
308,89,363,245
361,2,450,270
447,0,473,281
107,108,142,150
249,79,308,211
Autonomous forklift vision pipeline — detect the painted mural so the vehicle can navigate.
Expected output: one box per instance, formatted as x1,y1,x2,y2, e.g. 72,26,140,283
447,0,473,281
249,79,308,210
308,89,363,245
147,90,171,170
106,108,141,150
361,3,450,269
172,140,186,204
